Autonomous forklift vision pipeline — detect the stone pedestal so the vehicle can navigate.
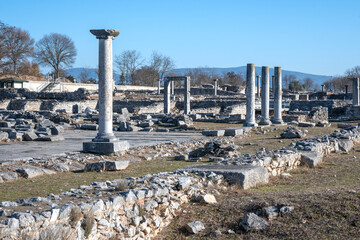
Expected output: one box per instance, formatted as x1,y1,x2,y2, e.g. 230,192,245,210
83,29,129,154
353,77,359,106
259,66,271,125
184,76,191,115
256,75,261,98
272,66,284,124
245,63,257,127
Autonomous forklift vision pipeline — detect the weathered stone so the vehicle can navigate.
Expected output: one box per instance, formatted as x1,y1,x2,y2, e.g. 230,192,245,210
37,135,65,141
185,221,205,234
263,206,279,220
0,172,18,181
0,131,8,141
281,126,306,138
105,161,129,171
50,125,64,135
80,124,98,130
300,151,323,168
51,163,70,172
23,131,38,141
11,212,35,228
120,190,137,202
241,213,268,231
298,122,316,127
195,194,217,204
224,128,244,136
338,139,354,152
337,123,354,129
202,130,225,137
175,155,189,161
176,177,192,190
280,206,294,215
8,131,23,140
16,166,45,178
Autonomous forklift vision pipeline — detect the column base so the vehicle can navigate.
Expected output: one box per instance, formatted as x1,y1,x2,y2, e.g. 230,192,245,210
83,141,130,154
271,119,285,125
244,122,258,127
259,119,271,126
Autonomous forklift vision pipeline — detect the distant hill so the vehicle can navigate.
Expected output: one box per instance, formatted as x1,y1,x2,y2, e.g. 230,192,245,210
67,66,332,86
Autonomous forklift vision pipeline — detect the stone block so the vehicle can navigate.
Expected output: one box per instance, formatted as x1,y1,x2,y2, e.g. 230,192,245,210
80,124,98,131
300,151,323,168
298,122,316,127
105,161,129,171
185,221,205,234
156,128,169,132
83,141,130,154
23,131,38,141
16,166,45,179
51,163,70,172
37,135,65,141
338,139,354,152
224,128,244,136
182,165,269,189
8,131,23,140
50,126,64,135
0,131,9,141
0,172,18,181
241,213,268,231
202,130,225,137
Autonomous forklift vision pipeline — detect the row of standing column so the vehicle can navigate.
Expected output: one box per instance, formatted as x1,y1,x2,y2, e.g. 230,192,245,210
245,64,283,127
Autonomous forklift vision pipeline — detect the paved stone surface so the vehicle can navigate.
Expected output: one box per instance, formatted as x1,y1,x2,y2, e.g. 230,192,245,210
0,130,203,162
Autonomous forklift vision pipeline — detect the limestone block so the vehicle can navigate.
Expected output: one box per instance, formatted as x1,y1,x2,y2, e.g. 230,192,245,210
185,221,205,234
241,213,268,231
224,128,244,136
16,166,45,178
298,122,316,127
338,139,354,152
202,130,225,137
37,135,65,141
0,131,9,141
0,172,18,181
105,161,129,171
300,151,323,168
23,131,38,141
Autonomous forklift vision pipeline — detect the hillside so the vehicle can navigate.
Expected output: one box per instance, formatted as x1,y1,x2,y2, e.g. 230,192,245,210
67,66,332,86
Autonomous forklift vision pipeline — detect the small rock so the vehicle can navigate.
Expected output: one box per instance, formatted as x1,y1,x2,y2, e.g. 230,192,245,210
185,221,205,234
241,213,268,231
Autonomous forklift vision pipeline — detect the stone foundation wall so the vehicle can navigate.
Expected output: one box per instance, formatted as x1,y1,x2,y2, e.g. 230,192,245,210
289,100,348,117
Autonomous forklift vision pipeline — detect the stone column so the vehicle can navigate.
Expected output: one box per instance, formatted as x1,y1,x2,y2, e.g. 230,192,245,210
184,76,191,115
245,63,257,127
83,29,129,154
164,78,171,114
171,80,174,95
259,66,270,125
273,66,284,124
256,75,261,98
272,75,275,95
353,77,360,106
321,84,324,92
157,79,161,95
214,79,218,96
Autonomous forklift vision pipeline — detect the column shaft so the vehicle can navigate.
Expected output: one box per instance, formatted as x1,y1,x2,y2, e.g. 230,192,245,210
256,75,261,98
157,79,161,95
164,79,171,114
214,80,218,96
353,77,360,106
245,63,257,127
273,67,283,124
184,76,191,115
260,66,270,125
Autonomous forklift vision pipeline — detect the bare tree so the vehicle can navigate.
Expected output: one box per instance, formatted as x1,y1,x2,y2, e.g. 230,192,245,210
115,50,143,85
283,74,296,89
302,78,314,91
35,33,76,78
1,25,34,73
222,71,244,86
79,68,91,83
345,66,360,78
18,61,41,76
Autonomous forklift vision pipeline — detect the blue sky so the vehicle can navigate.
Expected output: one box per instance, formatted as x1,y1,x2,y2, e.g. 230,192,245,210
1,0,359,76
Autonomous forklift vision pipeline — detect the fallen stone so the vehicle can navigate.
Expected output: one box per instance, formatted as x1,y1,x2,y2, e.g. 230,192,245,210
8,132,23,140
241,213,268,231
50,126,64,135
298,122,316,127
338,139,354,153
182,165,269,190
0,131,9,141
175,155,189,161
23,131,38,141
156,128,169,132
195,194,217,204
185,221,205,234
224,128,244,136
281,126,306,138
16,166,45,178
202,130,225,137
51,163,70,172
0,172,18,181
105,161,129,171
337,123,354,129
300,151,323,168
263,206,279,220
280,206,294,215
80,124,98,131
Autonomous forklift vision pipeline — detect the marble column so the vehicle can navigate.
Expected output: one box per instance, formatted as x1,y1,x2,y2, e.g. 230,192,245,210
353,77,360,106
259,66,270,125
256,75,261,98
157,79,161,95
171,80,174,95
184,76,191,115
245,63,257,127
164,79,171,114
272,75,275,96
83,29,129,154
273,66,284,124
214,79,218,96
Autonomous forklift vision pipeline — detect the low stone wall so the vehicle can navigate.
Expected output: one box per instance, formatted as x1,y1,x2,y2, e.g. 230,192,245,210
289,100,348,117
0,171,223,240
0,89,91,101
174,87,237,96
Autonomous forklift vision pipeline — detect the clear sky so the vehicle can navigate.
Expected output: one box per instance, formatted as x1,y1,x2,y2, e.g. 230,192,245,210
1,0,359,76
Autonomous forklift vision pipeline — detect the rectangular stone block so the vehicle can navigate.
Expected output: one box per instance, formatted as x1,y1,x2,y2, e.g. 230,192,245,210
224,128,244,136
83,141,130,154
300,151,323,168
202,130,225,137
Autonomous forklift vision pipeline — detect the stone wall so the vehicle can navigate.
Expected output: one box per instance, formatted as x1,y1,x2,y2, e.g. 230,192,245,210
174,87,237,96
0,89,91,101
289,100,348,117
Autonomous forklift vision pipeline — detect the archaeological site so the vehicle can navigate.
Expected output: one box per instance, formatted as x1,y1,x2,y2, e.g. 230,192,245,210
1,2,360,240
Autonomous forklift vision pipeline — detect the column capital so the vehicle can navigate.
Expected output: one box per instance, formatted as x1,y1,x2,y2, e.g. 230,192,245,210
90,29,120,39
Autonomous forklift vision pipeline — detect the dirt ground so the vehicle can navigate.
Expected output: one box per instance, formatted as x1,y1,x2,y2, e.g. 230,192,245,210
157,147,360,240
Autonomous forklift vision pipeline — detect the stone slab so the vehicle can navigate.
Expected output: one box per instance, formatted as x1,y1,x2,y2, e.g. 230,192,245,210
202,130,225,137
224,128,244,136
83,141,130,154
300,151,323,168
181,164,269,189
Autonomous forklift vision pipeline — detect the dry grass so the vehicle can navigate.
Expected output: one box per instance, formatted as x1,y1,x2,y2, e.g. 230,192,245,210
157,147,360,240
